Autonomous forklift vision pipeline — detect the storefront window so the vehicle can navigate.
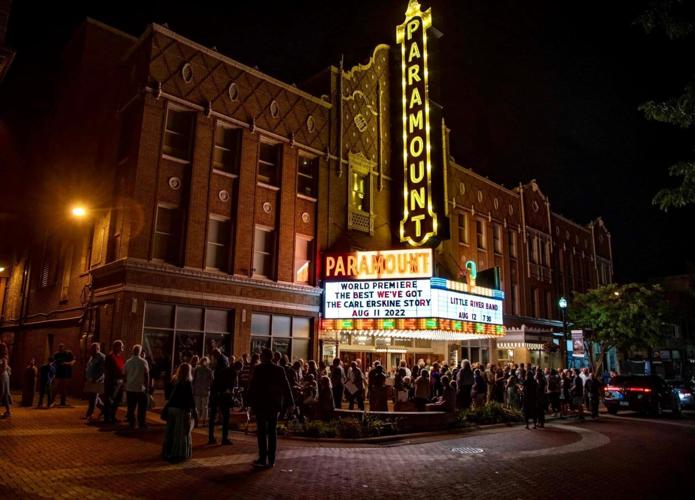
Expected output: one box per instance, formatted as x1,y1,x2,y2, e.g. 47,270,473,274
250,313,312,361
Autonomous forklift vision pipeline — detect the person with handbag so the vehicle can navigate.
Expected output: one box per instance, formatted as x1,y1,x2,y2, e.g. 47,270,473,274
161,362,197,463
84,343,105,421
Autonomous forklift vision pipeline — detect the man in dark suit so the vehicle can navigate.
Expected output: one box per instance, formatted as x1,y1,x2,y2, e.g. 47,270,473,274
247,348,294,468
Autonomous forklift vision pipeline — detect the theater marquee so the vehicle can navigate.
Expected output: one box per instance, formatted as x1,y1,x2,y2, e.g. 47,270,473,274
397,0,437,247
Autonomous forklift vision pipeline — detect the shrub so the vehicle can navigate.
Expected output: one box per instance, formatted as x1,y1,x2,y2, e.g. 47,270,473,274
457,402,523,426
336,417,363,439
304,419,337,438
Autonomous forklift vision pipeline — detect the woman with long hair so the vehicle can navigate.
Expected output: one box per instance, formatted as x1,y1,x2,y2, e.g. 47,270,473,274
162,363,197,462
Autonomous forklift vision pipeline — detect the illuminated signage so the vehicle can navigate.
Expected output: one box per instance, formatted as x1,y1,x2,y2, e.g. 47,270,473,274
397,0,437,247
323,277,503,325
324,249,432,281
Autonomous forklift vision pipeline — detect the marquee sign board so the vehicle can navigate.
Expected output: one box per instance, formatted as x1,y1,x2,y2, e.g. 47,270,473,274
397,0,437,247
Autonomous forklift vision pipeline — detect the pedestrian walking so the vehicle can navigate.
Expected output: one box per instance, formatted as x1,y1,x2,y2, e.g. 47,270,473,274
52,343,76,406
21,358,38,407
37,357,56,408
329,358,346,409
84,343,106,421
104,340,125,423
124,344,149,430
192,356,212,428
161,362,197,463
246,348,294,468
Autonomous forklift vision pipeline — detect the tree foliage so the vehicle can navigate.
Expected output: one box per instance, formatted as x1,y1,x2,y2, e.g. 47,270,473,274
636,0,695,210
568,283,669,374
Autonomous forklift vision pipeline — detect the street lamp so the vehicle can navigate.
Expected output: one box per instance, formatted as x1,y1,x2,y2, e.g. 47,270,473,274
71,205,88,218
559,297,568,369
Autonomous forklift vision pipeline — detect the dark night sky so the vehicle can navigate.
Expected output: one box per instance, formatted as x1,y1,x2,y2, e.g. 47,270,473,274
3,0,694,282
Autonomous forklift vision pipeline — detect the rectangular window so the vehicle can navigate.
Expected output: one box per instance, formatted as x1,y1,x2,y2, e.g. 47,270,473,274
153,206,183,265
508,230,517,258
294,236,313,284
457,212,468,245
162,107,195,161
493,223,502,254
350,169,369,212
476,219,486,250
546,291,553,319
530,287,538,317
206,217,231,271
250,313,312,361
542,240,550,267
253,226,275,279
297,156,318,198
258,141,280,185
213,123,241,173
511,283,519,315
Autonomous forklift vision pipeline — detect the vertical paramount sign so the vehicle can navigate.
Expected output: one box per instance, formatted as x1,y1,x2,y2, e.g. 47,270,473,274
398,0,436,247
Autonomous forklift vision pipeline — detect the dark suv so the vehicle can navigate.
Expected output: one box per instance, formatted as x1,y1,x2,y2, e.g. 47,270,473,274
604,375,681,416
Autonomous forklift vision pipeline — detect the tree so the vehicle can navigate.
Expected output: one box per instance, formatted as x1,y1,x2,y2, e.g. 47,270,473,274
636,0,695,210
568,283,669,376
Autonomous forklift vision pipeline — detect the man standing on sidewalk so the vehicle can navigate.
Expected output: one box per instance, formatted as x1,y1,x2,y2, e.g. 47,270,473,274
53,343,76,406
123,344,149,430
104,340,125,423
247,348,294,468
207,348,230,445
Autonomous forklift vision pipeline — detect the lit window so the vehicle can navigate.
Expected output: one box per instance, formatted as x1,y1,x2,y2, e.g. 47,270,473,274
476,219,486,250
253,226,275,278
297,156,318,197
250,313,312,361
493,223,502,254
153,206,183,265
294,236,313,284
162,107,195,160
206,217,231,271
213,123,241,173
350,170,368,212
258,141,280,185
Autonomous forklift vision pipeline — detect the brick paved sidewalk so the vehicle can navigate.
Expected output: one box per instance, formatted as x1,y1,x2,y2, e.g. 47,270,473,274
0,401,616,500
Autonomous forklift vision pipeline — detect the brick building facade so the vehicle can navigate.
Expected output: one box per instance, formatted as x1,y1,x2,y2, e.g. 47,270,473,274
0,5,613,393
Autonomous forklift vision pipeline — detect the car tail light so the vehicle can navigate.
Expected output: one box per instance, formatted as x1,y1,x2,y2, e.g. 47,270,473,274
627,387,652,393
605,385,621,392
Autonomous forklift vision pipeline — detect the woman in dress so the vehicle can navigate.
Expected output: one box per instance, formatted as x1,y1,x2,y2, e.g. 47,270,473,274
0,352,12,418
505,373,520,409
162,363,197,462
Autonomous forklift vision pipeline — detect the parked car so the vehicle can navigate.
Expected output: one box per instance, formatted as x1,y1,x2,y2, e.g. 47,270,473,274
604,375,681,416
672,379,695,410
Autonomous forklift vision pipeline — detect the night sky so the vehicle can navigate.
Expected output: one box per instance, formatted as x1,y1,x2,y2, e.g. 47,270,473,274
3,0,694,283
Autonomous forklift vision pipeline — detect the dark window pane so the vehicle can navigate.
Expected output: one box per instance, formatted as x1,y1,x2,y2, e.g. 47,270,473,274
292,317,310,338
251,314,270,335
205,332,231,357
297,156,318,197
272,337,290,356
291,338,310,362
144,303,174,328
251,336,270,354
205,309,230,333
176,306,203,331
272,315,291,337
143,329,173,385
174,331,203,366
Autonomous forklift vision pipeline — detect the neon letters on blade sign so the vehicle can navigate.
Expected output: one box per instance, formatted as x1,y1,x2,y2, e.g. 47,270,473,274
397,0,436,247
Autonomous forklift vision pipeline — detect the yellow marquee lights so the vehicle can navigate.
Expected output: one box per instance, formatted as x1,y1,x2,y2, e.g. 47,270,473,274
397,0,437,247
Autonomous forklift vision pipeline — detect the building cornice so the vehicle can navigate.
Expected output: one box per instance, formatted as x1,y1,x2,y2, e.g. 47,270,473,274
449,161,520,198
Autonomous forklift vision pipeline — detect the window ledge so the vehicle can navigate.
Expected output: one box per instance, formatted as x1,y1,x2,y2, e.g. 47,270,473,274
458,242,470,247
257,182,280,191
161,154,191,165
297,193,317,202
212,169,239,179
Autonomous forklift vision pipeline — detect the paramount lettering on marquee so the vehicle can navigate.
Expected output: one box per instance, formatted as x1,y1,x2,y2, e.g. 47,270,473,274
398,0,436,247
324,249,432,281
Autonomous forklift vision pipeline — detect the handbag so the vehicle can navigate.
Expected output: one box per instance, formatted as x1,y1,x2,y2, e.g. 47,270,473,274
345,380,358,395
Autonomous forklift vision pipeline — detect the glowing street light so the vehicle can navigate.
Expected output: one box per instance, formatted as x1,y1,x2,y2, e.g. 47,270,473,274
613,291,620,297
558,296,569,369
71,205,88,218
0,267,5,273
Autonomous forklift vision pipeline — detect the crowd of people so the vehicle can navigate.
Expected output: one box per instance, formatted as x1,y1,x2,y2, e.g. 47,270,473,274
0,338,612,466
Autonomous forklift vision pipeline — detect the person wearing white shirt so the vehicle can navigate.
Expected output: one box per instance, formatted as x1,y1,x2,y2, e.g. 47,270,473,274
123,344,149,430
